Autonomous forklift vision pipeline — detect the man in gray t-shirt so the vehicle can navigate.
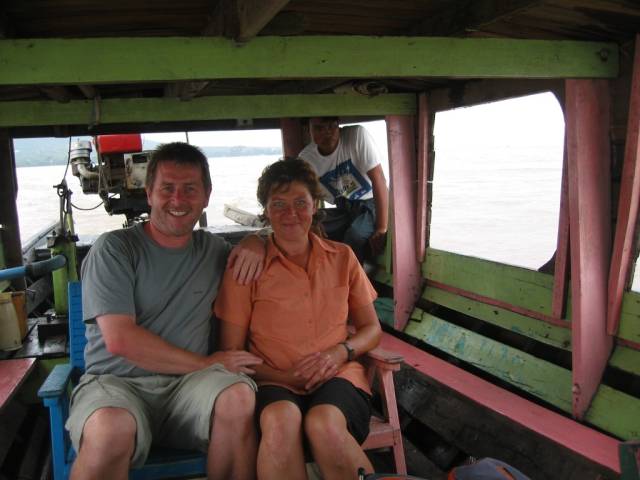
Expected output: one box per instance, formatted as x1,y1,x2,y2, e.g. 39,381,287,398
66,142,264,480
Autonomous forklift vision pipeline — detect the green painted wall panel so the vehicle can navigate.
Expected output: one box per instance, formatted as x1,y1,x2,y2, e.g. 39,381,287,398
619,291,640,344
423,248,555,316
0,93,416,128
609,346,640,376
586,385,640,440
405,308,573,412
423,286,571,350
405,308,640,440
374,297,395,327
0,37,618,86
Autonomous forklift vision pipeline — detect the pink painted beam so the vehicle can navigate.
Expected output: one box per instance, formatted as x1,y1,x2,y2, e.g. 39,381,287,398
379,332,620,474
607,35,640,336
416,93,430,262
279,117,305,158
428,279,570,329
552,149,570,319
386,115,422,331
565,79,613,419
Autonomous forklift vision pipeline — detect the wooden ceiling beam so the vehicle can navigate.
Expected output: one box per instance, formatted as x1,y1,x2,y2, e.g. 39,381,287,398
164,81,210,101
0,36,618,86
0,93,416,128
170,0,290,101
410,0,542,36
236,0,291,42
78,84,98,99
39,86,72,103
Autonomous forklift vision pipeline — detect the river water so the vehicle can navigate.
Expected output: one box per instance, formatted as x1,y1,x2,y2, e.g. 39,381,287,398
17,145,563,269
16,154,278,242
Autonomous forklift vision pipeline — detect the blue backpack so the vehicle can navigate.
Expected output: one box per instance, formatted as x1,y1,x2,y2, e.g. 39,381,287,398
449,458,531,480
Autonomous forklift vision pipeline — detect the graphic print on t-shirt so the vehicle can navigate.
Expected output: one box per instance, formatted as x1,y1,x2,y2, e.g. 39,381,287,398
319,158,372,201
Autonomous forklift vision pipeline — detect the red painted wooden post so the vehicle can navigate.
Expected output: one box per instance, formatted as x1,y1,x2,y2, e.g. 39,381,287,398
607,35,640,336
386,115,422,331
416,93,430,262
279,117,305,158
551,149,570,319
565,79,613,419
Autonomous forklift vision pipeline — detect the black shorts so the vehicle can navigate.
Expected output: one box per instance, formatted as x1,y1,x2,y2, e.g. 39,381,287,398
256,377,372,444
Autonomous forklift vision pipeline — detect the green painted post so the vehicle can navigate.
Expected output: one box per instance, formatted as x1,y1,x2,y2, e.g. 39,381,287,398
50,237,78,316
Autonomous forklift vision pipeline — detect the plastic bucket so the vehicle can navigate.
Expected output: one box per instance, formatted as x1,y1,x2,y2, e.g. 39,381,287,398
0,293,22,351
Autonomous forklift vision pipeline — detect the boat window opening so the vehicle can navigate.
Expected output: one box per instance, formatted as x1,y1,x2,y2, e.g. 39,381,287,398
14,122,388,245
429,92,565,270
631,254,640,292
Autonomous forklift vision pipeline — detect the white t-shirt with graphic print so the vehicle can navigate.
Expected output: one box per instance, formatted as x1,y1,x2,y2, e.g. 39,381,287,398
299,125,380,204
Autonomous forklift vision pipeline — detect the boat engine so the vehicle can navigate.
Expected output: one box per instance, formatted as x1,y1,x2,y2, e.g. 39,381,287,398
70,134,151,223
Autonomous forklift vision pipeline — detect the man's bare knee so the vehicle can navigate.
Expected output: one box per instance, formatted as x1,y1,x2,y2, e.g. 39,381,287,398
213,382,255,420
81,407,136,455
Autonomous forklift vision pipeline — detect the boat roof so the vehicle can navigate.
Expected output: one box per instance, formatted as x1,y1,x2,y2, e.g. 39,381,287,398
1,0,638,137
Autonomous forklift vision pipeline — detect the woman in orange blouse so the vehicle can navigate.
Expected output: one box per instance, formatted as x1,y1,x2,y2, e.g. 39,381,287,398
215,159,382,479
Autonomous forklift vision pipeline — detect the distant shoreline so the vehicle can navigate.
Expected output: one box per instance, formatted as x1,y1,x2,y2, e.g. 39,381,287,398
14,137,282,168
16,151,282,168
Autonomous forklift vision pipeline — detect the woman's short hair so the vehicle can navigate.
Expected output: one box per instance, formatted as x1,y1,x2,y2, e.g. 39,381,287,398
257,158,326,232
146,142,212,193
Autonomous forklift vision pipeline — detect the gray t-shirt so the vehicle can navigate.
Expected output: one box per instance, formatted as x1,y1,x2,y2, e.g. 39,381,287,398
81,223,232,377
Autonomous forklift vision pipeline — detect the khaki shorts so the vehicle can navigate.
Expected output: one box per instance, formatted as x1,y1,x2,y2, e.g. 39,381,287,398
66,364,257,467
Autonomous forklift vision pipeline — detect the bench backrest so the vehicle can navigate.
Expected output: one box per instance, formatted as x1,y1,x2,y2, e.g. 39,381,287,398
68,281,87,371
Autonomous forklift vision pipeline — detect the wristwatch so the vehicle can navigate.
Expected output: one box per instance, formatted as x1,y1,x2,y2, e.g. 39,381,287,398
340,341,355,362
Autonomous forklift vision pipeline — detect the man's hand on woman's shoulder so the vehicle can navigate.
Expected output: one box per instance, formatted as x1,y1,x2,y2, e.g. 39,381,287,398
226,234,266,285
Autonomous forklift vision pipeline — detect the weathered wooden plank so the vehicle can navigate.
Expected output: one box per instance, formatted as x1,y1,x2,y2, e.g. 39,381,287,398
416,93,429,262
373,269,393,288
279,117,305,158
607,34,640,336
619,291,640,345
619,440,640,480
381,332,620,477
0,93,416,128
394,367,616,480
0,358,36,412
423,248,554,316
609,345,640,376
236,0,291,41
373,297,395,327
565,78,613,419
410,0,541,36
0,36,618,86
405,308,573,412
552,148,570,319
0,130,25,291
423,286,572,350
585,384,640,441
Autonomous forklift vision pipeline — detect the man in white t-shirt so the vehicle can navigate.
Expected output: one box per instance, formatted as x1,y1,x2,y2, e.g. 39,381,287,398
298,117,389,261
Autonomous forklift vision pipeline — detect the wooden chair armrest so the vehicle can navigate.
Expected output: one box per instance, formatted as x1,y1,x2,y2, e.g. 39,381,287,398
37,363,73,399
364,347,403,371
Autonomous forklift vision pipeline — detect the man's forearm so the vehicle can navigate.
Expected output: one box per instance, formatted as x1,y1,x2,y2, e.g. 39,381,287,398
368,165,389,232
101,319,208,374
373,186,388,232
